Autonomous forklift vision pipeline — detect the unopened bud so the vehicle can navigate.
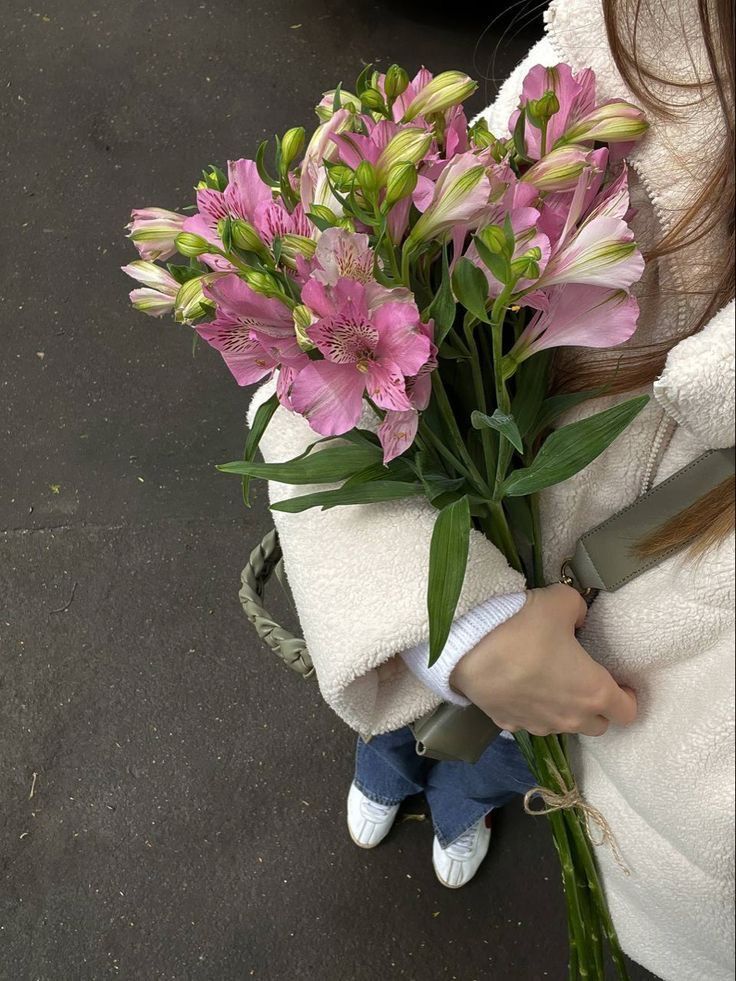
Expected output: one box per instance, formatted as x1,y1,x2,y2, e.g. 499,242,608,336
175,232,211,258
376,128,432,180
240,268,282,298
231,219,267,255
384,64,410,100
280,127,306,170
511,255,540,280
355,160,380,197
308,204,339,226
361,88,387,114
478,225,507,254
527,90,560,126
175,277,209,323
384,161,418,209
402,71,477,122
521,145,589,191
328,164,355,191
280,234,317,268
293,304,316,351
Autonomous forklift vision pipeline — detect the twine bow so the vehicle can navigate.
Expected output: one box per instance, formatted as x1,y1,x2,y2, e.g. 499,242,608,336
524,762,631,875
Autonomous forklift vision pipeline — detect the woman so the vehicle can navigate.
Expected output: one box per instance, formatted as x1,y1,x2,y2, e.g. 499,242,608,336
250,0,735,977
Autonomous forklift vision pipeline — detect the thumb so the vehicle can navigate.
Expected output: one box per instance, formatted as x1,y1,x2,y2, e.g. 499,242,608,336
603,682,638,727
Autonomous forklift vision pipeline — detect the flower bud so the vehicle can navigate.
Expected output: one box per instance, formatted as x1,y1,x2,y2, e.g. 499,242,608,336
511,255,540,280
174,277,209,323
280,234,317,269
308,204,339,226
328,164,355,191
521,145,589,191
376,127,433,180
401,71,477,122
293,304,317,351
315,89,362,122
231,219,268,255
526,90,560,126
126,207,186,262
123,260,180,318
384,64,410,100
478,224,507,254
561,101,648,145
240,268,282,298
175,232,211,258
337,216,357,232
360,88,387,114
355,160,380,198
384,161,418,209
280,127,306,170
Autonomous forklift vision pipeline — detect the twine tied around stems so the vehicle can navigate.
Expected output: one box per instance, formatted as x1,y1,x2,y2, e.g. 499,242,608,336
524,762,631,875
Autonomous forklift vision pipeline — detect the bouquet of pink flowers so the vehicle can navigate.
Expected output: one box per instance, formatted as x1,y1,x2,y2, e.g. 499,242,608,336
124,61,648,978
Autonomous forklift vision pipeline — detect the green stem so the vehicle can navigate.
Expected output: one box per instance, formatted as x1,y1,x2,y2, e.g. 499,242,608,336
464,319,497,490
430,373,492,497
530,492,545,587
490,501,522,573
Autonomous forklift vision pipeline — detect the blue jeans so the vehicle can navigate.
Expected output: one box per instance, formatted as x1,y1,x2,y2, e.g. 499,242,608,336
354,727,534,848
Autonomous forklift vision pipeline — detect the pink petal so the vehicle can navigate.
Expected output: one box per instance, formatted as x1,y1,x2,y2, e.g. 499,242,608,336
372,302,430,376
289,361,366,435
225,159,273,222
378,410,419,463
365,361,413,412
196,319,276,386
514,285,639,357
203,274,293,330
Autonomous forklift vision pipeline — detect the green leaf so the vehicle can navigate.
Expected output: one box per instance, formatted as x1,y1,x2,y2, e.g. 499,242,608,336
471,409,524,453
240,393,279,507
255,140,277,186
512,108,528,161
271,236,283,265
531,386,610,438
306,211,337,233
472,236,509,285
332,82,344,113
427,496,472,666
341,459,415,488
512,350,552,437
502,395,649,497
217,442,382,484
272,481,423,513
426,247,457,344
355,63,374,97
451,258,491,324
167,263,203,286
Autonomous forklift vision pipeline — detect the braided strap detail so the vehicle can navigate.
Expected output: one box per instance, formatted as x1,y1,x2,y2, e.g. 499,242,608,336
239,529,314,679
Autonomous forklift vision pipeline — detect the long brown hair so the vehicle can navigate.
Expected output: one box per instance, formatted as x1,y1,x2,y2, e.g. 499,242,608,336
564,0,735,555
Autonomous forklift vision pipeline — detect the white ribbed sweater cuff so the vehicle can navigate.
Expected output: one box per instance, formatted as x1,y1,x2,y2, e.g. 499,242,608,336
400,593,528,706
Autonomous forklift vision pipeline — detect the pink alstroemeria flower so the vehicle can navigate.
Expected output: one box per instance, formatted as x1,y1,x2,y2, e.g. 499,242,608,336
182,160,273,267
196,274,305,387
290,278,431,438
126,208,187,262
378,321,437,462
300,108,357,214
407,152,492,247
510,64,596,161
122,260,180,317
536,161,643,292
509,284,640,362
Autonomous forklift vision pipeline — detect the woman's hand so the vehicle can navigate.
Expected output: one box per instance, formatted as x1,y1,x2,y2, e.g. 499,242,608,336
449,583,638,737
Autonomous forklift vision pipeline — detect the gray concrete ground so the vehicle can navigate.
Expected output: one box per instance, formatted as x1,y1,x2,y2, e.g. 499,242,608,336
1,1,656,978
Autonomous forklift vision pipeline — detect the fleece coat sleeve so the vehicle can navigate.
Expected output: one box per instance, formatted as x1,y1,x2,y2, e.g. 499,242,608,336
248,382,525,739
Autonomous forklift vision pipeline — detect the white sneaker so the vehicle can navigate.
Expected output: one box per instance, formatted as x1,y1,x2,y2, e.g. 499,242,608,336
432,815,492,888
347,783,400,849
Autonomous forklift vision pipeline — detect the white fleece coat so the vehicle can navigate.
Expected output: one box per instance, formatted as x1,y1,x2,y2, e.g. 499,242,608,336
249,2,736,978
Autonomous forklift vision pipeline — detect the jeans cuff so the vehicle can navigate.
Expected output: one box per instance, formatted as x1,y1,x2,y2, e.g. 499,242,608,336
353,779,404,808
432,807,491,850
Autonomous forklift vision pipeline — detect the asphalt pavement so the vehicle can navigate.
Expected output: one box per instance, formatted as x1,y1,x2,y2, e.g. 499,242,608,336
1,1,655,978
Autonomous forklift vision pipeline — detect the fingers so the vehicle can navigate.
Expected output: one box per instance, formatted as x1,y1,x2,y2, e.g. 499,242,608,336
578,715,610,737
601,682,638,727
547,582,588,629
